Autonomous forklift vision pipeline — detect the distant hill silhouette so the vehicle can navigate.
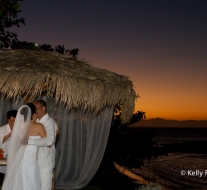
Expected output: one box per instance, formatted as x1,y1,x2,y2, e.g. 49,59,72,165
131,117,207,128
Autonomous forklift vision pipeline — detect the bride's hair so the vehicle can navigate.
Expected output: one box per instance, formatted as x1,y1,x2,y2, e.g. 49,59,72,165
20,106,29,121
26,103,36,119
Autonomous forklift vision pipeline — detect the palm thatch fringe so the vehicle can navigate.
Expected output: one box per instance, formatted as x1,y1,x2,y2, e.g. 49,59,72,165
0,49,137,123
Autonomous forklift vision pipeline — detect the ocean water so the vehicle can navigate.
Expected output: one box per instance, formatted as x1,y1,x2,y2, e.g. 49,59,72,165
130,127,207,190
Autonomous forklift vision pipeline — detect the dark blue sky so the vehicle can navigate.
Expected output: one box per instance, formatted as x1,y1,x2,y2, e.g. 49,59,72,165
12,0,207,120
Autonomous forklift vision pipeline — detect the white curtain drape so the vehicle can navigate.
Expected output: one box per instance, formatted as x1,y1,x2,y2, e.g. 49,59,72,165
0,97,23,126
40,97,114,189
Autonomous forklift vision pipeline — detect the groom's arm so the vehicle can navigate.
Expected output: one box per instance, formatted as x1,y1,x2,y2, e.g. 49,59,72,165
28,119,57,147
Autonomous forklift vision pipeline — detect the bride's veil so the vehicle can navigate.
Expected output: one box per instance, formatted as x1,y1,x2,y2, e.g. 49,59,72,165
2,105,31,189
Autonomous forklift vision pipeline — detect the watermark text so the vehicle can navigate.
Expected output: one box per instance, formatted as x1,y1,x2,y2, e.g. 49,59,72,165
181,170,207,177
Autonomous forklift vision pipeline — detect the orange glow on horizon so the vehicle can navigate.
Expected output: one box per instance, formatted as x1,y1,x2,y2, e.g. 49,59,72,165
134,92,207,121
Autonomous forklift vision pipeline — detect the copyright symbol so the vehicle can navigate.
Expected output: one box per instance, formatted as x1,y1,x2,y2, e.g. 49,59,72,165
181,170,186,175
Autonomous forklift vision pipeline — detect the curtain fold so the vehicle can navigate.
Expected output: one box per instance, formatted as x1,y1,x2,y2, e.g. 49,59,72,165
42,98,114,189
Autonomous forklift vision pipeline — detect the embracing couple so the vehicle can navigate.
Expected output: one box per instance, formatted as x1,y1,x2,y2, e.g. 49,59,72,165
2,100,58,190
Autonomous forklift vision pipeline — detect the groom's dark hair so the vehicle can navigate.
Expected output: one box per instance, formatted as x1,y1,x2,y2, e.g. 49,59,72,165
26,103,36,115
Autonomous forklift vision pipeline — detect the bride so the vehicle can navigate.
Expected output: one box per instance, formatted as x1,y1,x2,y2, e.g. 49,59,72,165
2,103,46,190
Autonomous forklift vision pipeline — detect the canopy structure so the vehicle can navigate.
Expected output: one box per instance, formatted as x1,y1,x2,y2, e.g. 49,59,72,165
0,49,136,124
0,48,137,189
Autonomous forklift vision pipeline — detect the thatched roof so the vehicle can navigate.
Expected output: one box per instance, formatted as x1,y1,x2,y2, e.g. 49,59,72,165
0,49,137,123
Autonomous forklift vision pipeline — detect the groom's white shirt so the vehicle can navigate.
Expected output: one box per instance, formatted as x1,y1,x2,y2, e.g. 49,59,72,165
28,113,57,170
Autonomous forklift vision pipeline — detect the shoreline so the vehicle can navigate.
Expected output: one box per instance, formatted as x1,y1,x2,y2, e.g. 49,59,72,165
114,163,170,190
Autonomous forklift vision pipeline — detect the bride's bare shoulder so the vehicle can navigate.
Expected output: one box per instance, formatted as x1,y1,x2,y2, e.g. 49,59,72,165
35,123,44,128
29,122,46,137
30,122,44,128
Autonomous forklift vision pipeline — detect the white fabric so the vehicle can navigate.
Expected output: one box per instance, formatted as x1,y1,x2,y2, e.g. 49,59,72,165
3,136,41,190
0,124,11,173
0,124,11,145
40,168,53,190
0,96,22,173
28,113,57,170
2,105,31,190
0,124,11,158
0,96,113,189
42,97,114,189
21,136,41,190
28,113,57,190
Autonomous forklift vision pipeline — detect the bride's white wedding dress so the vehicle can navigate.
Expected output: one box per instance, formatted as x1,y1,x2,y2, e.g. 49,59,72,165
2,136,41,190
21,136,41,190
2,105,42,190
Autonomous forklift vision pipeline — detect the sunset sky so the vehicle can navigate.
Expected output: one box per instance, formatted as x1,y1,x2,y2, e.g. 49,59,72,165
11,0,207,120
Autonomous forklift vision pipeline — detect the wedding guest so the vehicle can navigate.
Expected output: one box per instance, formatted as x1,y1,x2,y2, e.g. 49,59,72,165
0,110,18,157
0,110,17,184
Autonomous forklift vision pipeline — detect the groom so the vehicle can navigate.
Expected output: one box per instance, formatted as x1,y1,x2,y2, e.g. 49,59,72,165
28,100,57,190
